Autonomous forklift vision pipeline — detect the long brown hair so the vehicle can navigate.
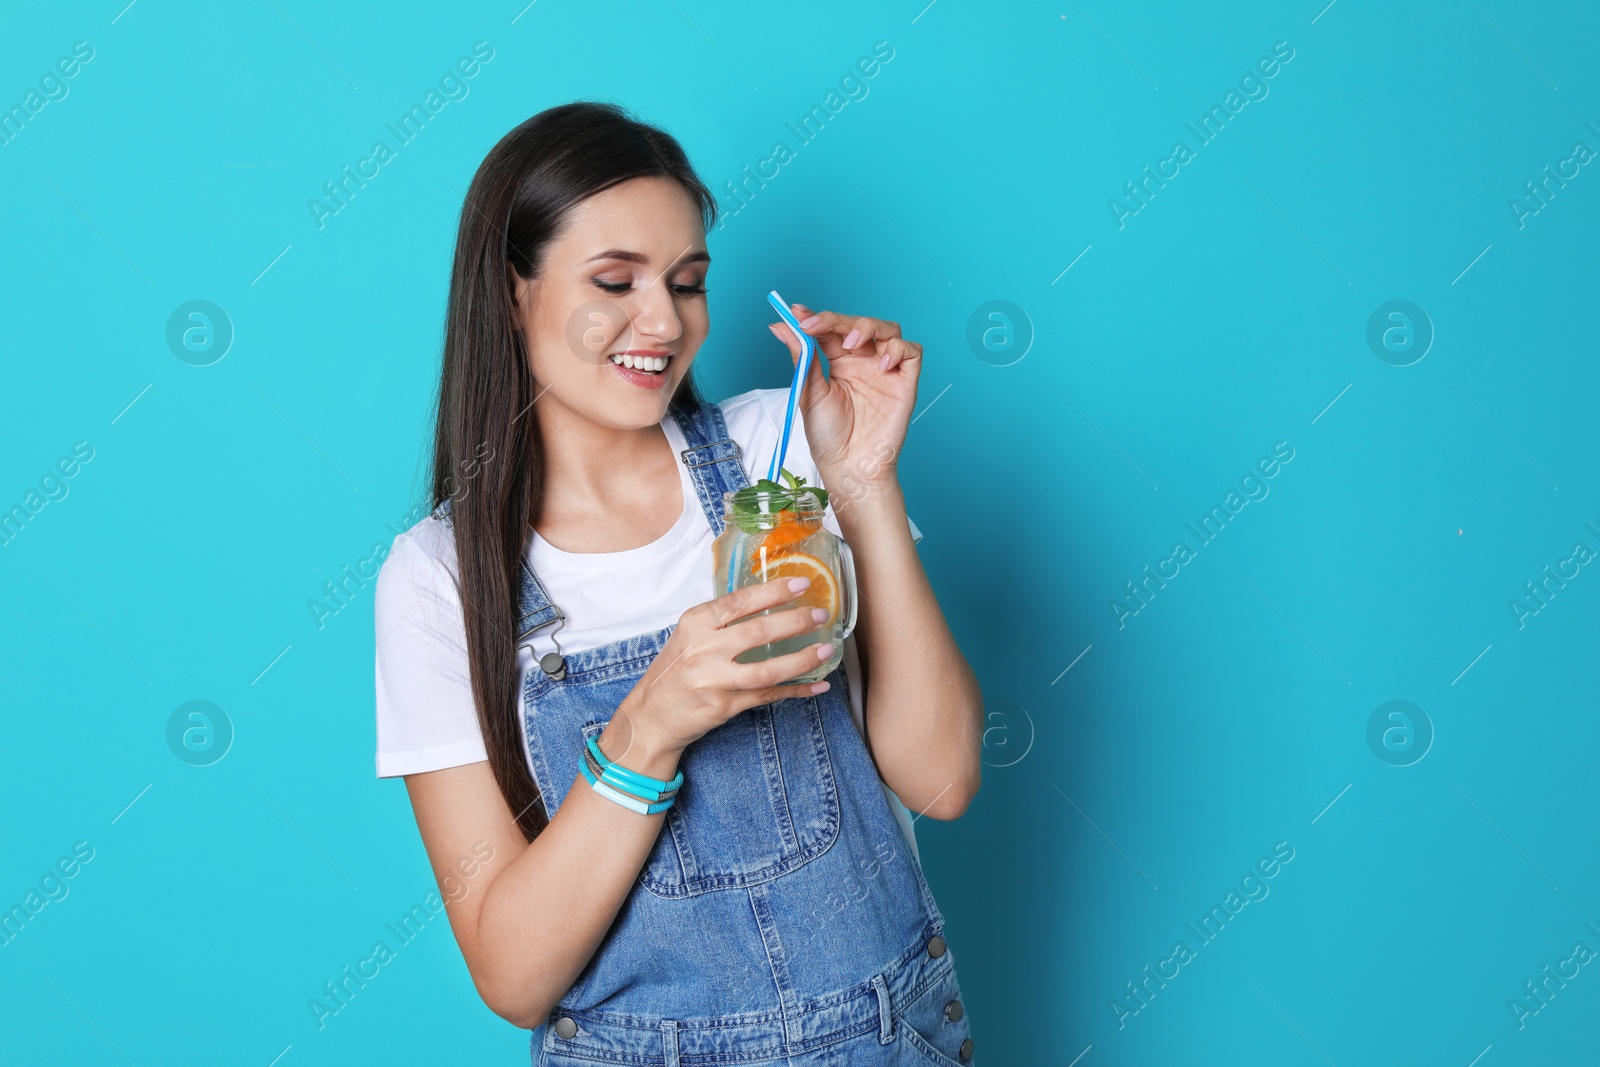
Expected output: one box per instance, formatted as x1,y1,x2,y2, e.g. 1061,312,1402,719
430,101,717,840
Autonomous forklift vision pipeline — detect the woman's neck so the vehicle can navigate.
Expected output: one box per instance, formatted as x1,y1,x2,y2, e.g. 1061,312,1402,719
532,396,682,550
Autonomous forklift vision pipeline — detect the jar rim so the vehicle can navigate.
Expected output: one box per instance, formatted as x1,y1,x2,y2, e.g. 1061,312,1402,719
721,487,825,515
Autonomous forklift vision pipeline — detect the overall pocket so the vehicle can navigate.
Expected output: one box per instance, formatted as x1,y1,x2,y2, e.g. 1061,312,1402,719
581,692,842,898
894,959,973,1067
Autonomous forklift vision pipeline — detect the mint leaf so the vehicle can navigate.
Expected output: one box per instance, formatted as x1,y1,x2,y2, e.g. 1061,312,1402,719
782,468,828,510
727,466,827,534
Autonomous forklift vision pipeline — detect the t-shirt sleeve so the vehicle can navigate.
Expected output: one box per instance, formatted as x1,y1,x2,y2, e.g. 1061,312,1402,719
374,527,490,778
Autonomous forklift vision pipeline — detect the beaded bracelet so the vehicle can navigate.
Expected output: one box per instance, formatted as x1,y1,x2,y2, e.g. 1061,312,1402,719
577,749,677,815
584,735,684,800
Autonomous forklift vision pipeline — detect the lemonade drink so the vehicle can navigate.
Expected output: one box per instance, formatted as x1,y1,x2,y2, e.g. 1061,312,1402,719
711,473,857,685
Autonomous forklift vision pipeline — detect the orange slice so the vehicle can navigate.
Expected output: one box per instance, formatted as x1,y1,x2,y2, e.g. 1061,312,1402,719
750,550,840,627
753,509,818,560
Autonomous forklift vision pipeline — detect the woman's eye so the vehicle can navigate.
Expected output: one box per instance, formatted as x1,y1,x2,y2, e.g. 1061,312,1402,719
591,278,706,296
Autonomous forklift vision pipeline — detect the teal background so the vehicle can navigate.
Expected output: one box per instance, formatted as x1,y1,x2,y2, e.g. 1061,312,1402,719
3,0,1597,1063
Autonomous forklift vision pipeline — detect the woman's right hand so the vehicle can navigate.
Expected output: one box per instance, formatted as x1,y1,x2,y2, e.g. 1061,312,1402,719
604,576,835,769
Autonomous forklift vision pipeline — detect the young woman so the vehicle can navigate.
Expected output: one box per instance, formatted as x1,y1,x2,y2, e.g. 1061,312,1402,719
374,101,984,1065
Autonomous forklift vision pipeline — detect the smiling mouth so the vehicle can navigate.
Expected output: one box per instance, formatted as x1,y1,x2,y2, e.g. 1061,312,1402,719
609,352,671,375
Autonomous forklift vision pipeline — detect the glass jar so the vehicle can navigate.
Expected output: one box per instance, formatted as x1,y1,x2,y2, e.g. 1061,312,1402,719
711,487,858,685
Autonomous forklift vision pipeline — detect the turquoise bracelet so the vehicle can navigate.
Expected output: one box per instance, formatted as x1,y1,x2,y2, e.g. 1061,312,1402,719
577,748,676,815
582,746,679,802
585,735,684,799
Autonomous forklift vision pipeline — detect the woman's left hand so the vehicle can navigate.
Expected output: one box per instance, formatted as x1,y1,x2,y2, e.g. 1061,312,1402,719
766,303,922,490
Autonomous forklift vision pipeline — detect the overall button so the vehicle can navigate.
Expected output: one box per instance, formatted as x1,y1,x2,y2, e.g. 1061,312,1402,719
959,1036,974,1060
944,998,964,1022
927,934,947,958
553,1017,578,1039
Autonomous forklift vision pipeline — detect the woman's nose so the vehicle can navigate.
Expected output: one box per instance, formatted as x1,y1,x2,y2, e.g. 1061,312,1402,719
630,284,684,344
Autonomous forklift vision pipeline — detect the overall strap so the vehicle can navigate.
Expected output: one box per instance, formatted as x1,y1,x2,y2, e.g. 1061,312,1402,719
431,496,564,648
513,555,562,645
669,396,748,537
437,393,748,651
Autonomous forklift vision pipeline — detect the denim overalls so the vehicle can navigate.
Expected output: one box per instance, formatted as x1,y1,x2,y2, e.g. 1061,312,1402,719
442,395,974,1065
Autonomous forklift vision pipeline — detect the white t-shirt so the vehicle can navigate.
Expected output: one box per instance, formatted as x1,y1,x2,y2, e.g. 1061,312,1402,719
374,387,924,861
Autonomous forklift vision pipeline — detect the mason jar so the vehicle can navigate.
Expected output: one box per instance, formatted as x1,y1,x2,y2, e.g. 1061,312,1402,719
711,487,858,685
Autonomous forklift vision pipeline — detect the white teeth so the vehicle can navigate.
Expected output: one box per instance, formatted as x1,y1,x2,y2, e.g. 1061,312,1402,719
610,353,668,373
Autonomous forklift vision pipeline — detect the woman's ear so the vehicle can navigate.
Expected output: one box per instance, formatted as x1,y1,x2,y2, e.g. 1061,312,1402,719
507,263,539,340
506,261,524,310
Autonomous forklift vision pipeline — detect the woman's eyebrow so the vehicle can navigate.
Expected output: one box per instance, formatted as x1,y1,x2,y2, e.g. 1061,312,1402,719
585,248,712,267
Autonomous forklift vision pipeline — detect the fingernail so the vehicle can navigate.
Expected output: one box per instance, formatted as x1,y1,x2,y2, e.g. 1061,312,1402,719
811,608,829,623
879,353,891,371
788,577,811,592
843,329,861,349
816,642,835,660
798,315,821,330
811,680,831,693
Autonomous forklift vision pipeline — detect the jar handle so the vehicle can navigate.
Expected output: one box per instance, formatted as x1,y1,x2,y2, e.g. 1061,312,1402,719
838,539,858,640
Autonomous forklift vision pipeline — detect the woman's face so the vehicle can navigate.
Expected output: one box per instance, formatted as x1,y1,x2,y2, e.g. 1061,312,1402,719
511,176,710,427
